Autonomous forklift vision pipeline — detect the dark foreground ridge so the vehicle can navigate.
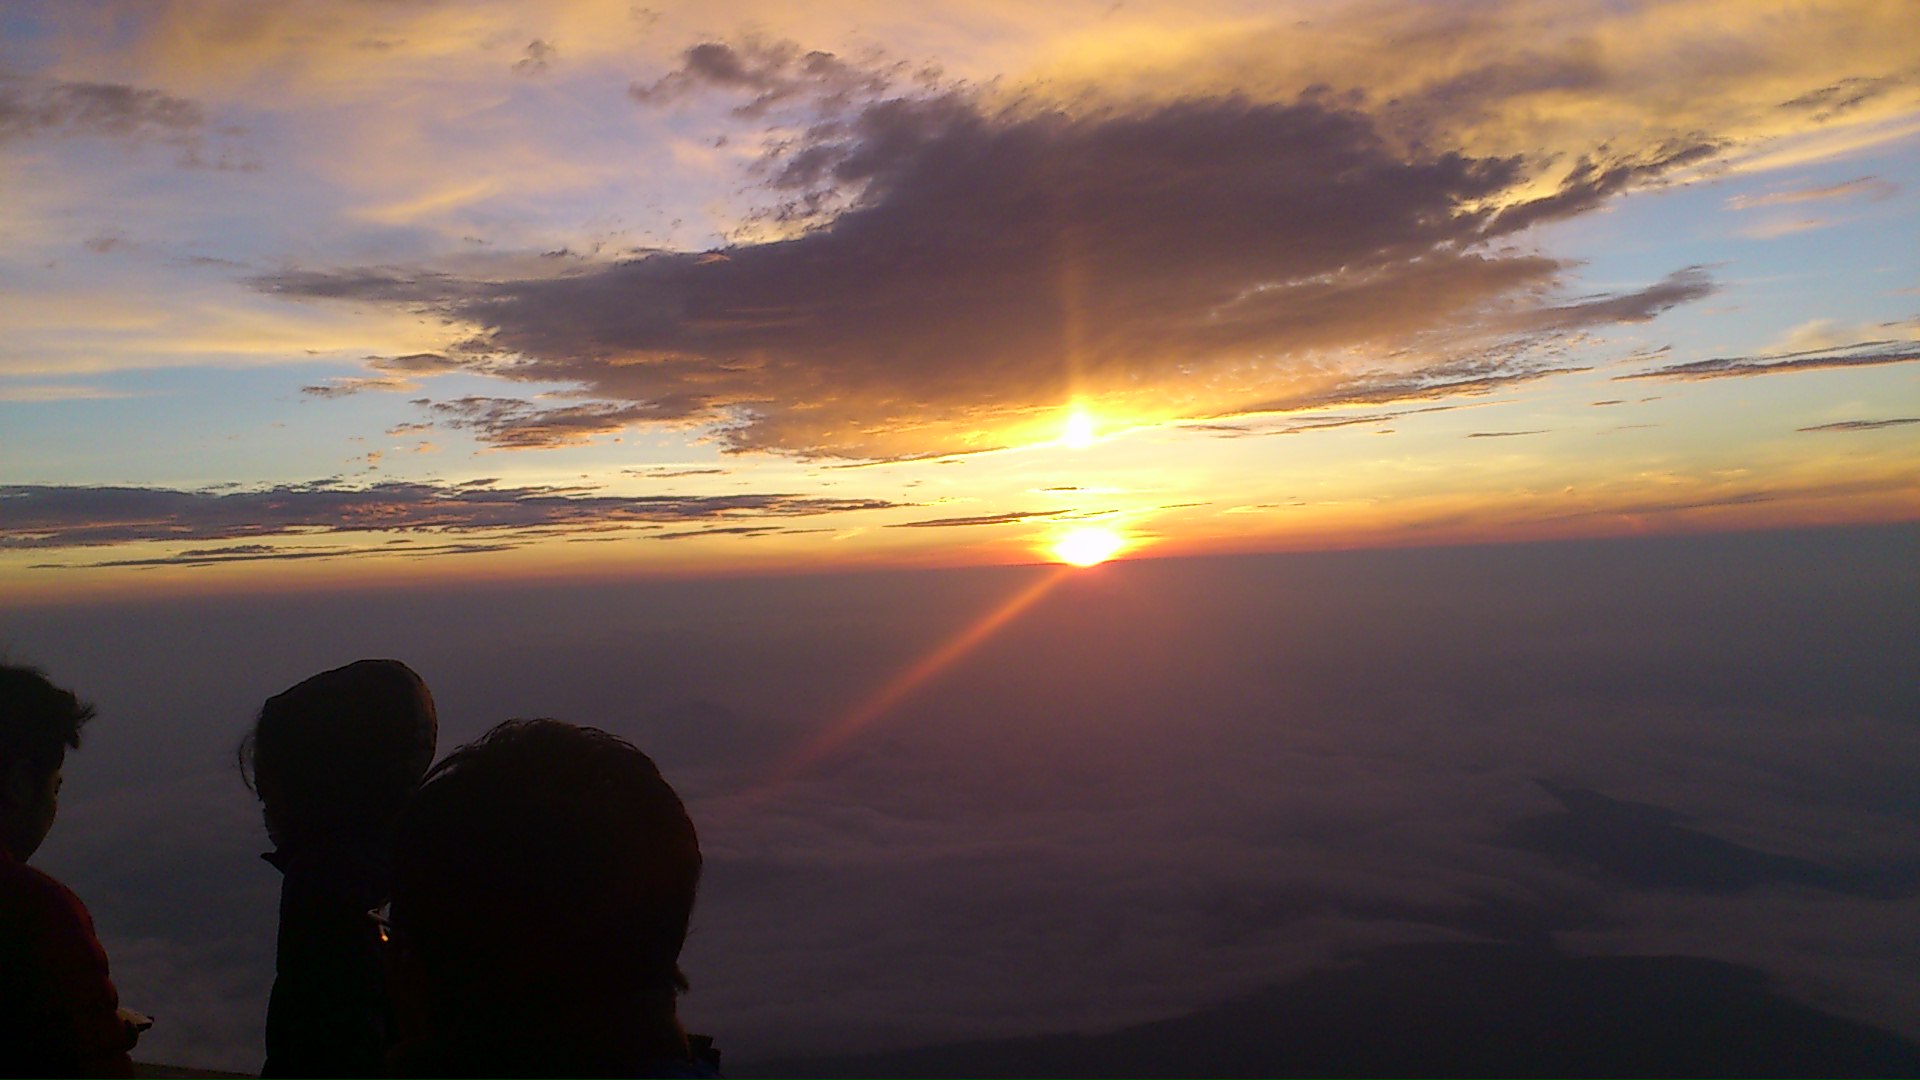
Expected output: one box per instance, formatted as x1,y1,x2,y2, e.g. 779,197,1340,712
744,941,1920,1078
126,942,1920,1079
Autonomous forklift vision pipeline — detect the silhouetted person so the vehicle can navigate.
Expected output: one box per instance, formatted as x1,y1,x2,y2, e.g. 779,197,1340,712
386,719,715,1077
242,659,437,1078
0,664,139,1077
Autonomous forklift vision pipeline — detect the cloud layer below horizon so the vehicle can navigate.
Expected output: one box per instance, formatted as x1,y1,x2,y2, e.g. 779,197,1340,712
19,526,1919,1071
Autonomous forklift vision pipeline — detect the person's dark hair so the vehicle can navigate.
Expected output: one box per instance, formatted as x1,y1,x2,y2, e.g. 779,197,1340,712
391,719,701,1029
240,659,437,845
0,663,95,783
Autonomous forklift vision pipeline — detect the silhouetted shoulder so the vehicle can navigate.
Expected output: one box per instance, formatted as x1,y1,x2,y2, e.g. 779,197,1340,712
0,849,133,1077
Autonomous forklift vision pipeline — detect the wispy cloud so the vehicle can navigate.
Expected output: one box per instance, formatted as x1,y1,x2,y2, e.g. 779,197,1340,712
39,540,515,570
1776,75,1903,121
1,481,897,554
1183,404,1465,438
370,352,465,375
1495,268,1717,332
1770,318,1920,354
301,376,415,398
0,74,202,144
0,71,253,169
416,396,703,450
1797,418,1920,433
0,383,142,402
886,510,1073,529
1737,217,1830,240
510,40,557,78
626,467,730,479
1237,358,1595,416
1619,341,1920,382
1726,176,1899,209
650,525,784,541
626,38,908,119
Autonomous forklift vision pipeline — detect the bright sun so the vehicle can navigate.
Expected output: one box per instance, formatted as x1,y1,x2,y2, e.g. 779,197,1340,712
1061,408,1097,449
1051,526,1125,567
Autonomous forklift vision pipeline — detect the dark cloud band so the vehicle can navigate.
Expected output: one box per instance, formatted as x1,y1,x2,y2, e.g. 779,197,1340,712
0,74,202,143
1,481,896,553
1621,342,1920,382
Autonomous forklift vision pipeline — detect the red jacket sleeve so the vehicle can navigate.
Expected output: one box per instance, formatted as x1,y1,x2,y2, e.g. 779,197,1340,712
0,856,136,1078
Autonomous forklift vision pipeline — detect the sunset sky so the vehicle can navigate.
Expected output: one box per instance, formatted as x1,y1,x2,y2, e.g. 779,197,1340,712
4,0,1917,596
5,6,1920,1072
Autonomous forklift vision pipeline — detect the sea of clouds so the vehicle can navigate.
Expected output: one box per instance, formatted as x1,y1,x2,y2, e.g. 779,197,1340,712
8,524,1916,1072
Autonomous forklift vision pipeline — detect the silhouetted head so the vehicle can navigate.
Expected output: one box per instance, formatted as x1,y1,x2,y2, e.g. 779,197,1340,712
242,659,437,848
0,664,95,862
390,719,701,1060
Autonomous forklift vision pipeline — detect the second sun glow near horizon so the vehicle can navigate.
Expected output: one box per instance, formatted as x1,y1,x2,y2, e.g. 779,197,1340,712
1050,527,1127,567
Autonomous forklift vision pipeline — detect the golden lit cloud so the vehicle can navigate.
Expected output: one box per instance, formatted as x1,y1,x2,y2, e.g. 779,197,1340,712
193,0,1918,460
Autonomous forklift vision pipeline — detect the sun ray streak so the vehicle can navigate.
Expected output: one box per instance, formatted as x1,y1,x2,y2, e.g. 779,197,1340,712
723,566,1073,815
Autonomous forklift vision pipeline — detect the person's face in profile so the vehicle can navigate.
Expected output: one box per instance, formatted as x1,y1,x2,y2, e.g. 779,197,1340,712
2,754,63,861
